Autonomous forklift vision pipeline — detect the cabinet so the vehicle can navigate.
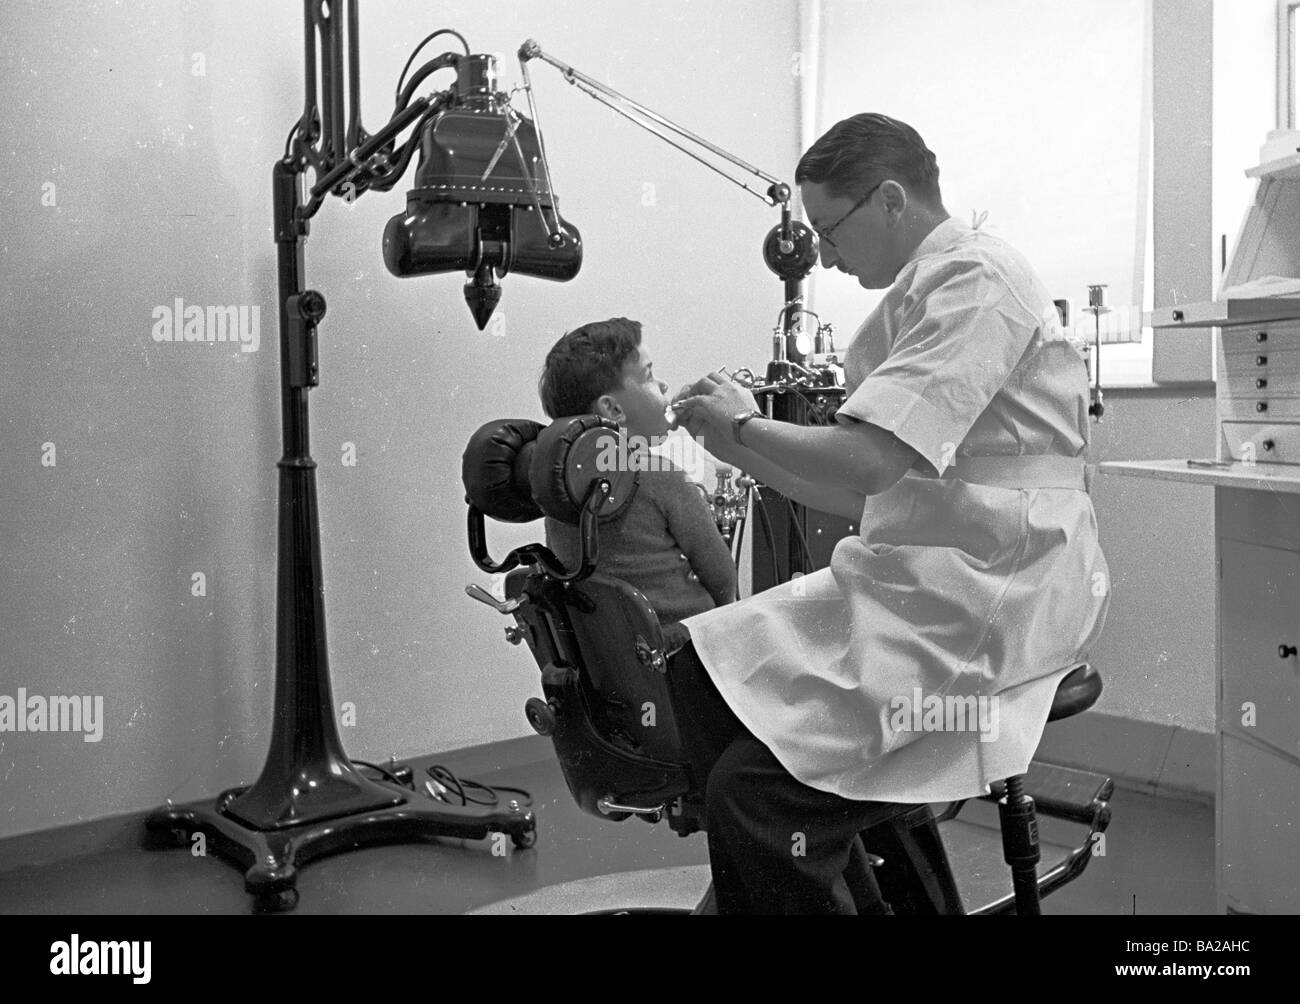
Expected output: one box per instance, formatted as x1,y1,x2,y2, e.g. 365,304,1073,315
1216,501,1300,914
1100,136,1300,913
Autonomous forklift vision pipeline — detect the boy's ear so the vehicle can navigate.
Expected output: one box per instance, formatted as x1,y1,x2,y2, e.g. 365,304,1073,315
591,394,623,422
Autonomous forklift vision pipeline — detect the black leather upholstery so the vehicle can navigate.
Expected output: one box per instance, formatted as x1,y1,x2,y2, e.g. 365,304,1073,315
1048,663,1103,722
530,415,640,526
461,418,545,524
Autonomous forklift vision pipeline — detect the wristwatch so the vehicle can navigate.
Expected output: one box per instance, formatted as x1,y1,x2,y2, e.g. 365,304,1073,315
731,409,764,446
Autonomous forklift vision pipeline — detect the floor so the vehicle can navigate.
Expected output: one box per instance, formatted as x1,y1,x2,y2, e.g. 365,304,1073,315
0,736,1216,915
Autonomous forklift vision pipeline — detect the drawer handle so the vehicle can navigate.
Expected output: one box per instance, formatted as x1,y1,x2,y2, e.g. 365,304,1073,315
1256,378,1267,389
1172,309,1184,321
1256,330,1268,343
1280,644,1298,659
1256,402,1268,413
1263,439,1275,452
1256,355,1268,366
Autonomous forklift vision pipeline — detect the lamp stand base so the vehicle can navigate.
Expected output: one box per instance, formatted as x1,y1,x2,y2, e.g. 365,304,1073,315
143,768,538,912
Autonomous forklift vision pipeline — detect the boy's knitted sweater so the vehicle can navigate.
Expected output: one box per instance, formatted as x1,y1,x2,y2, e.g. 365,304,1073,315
543,460,737,625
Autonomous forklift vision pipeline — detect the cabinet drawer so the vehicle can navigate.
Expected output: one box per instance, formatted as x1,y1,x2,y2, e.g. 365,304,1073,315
1220,540,1300,758
1219,325,1300,355
1220,733,1300,913
1220,421,1300,464
1219,395,1300,420
1218,347,1300,373
1221,370,1300,397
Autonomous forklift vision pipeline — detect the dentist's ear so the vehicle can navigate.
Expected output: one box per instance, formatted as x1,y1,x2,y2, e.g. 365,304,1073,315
881,180,908,225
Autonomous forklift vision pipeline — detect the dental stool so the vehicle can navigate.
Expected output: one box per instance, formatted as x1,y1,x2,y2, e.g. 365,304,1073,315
461,414,1114,914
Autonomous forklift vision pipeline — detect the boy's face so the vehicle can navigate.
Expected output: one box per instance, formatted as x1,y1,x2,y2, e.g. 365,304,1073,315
593,345,671,439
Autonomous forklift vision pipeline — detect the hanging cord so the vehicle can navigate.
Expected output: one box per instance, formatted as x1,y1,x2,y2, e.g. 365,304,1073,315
425,764,534,808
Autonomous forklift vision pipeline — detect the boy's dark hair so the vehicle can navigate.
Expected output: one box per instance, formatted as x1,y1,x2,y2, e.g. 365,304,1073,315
538,317,642,420
795,113,942,205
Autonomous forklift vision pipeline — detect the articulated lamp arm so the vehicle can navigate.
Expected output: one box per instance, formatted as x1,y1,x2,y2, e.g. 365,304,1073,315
516,38,819,309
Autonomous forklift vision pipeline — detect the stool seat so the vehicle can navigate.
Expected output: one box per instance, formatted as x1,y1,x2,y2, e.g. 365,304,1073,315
1047,663,1102,722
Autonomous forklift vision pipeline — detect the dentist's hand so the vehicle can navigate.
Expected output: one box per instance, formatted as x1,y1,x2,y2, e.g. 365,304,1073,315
670,371,760,446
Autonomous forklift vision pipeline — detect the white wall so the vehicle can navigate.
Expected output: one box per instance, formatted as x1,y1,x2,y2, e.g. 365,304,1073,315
1213,0,1279,289
808,0,1149,334
0,0,800,840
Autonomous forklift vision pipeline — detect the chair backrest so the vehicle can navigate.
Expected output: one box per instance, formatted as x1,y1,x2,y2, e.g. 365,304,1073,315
463,416,699,828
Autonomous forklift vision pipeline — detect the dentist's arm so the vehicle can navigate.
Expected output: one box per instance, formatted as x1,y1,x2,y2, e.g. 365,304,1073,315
713,440,869,523
727,417,918,497
674,373,919,508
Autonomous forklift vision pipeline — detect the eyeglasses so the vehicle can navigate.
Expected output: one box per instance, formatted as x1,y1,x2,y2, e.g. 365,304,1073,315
816,181,884,249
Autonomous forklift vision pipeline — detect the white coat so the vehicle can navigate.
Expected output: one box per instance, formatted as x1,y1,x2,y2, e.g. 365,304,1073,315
681,217,1112,802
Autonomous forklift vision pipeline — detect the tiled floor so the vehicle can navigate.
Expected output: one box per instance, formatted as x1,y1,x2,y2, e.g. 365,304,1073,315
0,736,1216,915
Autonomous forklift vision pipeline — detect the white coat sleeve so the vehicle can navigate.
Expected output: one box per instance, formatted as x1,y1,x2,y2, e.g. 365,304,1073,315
835,258,1039,476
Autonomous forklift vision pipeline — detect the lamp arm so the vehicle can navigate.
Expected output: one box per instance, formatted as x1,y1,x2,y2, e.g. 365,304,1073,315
518,39,791,209
292,0,452,220
303,94,443,217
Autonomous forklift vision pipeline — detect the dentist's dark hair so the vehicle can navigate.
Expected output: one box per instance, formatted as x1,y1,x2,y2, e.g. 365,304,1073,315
796,113,943,205
538,317,643,420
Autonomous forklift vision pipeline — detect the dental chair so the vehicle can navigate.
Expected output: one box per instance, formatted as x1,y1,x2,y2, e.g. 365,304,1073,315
461,414,1114,915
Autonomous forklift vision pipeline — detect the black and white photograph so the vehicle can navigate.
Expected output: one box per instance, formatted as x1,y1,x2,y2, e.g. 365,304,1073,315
0,0,1294,960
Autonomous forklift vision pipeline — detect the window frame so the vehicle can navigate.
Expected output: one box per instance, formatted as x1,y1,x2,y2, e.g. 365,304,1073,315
1280,0,1300,128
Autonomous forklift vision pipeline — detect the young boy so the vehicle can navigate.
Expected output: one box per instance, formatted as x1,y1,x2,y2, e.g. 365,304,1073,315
536,318,736,640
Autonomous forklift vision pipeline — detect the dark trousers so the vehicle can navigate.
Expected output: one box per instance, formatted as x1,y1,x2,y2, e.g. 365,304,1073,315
667,639,908,914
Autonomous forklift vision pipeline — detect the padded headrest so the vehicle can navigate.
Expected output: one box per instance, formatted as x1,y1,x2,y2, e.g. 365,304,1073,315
461,418,545,523
530,415,640,526
461,415,640,526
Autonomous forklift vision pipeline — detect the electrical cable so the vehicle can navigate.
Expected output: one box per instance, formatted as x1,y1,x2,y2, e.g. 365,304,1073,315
425,764,533,808
394,52,460,112
730,485,750,601
351,758,533,811
751,485,781,588
396,28,470,102
366,97,444,192
784,495,814,575
350,758,409,788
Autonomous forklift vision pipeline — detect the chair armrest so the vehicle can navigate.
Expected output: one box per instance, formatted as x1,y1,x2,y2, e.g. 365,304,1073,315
662,622,692,659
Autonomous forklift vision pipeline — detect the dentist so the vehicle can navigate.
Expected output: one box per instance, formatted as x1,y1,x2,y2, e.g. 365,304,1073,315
668,113,1111,914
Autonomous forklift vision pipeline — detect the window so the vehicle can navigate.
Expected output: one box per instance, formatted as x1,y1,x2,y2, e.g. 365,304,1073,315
802,0,1153,382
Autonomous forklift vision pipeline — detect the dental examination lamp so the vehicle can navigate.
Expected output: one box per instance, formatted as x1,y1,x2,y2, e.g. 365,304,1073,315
517,40,828,380
144,0,581,910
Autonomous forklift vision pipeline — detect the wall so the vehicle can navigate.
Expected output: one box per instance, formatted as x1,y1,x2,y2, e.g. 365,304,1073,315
1087,389,1218,732
807,0,1150,330
0,0,800,840
1213,0,1280,287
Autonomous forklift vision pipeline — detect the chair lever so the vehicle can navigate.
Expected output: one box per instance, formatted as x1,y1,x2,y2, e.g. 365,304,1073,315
597,796,665,822
465,582,523,614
